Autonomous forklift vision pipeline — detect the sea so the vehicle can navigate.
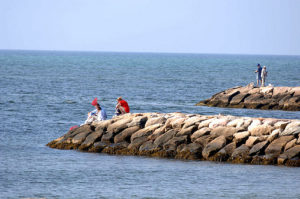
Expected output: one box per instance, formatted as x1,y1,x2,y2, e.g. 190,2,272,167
0,50,300,199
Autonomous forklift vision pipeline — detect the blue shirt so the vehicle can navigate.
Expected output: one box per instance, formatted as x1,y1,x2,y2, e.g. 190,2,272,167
257,66,262,75
99,108,107,121
91,108,107,121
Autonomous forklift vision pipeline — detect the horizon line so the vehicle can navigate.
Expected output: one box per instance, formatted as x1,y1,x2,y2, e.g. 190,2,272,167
0,48,299,57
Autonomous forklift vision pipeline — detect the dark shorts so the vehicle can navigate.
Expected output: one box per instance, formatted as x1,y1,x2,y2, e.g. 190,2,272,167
256,74,262,80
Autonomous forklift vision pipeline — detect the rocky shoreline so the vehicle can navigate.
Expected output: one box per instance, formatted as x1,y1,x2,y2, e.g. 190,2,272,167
196,84,300,111
47,112,300,167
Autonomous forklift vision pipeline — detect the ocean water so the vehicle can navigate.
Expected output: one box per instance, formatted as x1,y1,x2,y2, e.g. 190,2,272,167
0,50,300,199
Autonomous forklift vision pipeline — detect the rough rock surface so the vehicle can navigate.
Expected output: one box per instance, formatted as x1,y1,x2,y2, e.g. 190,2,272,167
196,84,300,111
47,112,300,167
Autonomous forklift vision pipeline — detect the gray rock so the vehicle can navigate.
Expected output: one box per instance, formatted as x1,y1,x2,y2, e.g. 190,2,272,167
128,136,148,150
131,124,161,142
198,118,215,129
265,135,294,157
94,120,112,131
274,121,289,131
249,124,274,136
154,129,178,148
80,131,103,147
63,124,92,141
233,131,250,144
91,141,108,152
127,116,148,128
278,145,300,164
210,126,237,141
145,116,167,127
202,136,226,159
101,132,114,143
280,122,300,136
218,142,236,157
179,143,203,159
139,141,156,152
107,118,132,134
284,138,297,151
249,141,269,155
182,116,206,129
191,127,211,142
147,126,166,141
231,144,250,159
163,136,188,151
267,129,280,142
176,125,197,136
245,136,259,147
170,117,186,129
230,92,250,106
72,131,92,144
114,126,140,143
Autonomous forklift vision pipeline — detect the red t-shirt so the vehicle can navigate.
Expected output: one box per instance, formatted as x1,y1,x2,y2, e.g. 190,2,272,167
119,100,130,113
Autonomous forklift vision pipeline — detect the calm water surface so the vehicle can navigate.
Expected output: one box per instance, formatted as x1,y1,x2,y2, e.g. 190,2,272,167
0,50,300,198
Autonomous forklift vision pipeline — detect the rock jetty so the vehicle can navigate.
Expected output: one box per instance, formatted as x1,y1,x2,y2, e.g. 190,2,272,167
196,84,300,111
47,112,300,167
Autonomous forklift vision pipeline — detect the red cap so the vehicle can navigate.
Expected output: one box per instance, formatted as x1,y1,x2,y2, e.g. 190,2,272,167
91,97,98,106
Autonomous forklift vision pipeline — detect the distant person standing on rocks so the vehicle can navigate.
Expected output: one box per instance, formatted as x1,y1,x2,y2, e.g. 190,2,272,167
255,64,262,87
115,97,130,116
261,66,268,87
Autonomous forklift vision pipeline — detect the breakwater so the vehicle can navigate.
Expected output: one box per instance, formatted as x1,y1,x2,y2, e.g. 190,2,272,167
47,112,300,167
196,84,300,111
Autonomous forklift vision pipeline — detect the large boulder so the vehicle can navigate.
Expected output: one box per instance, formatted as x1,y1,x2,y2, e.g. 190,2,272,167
107,118,132,134
145,116,167,127
176,143,203,160
267,129,280,142
278,145,300,165
284,139,297,151
79,131,103,150
198,118,215,129
170,117,186,129
128,136,148,151
94,120,112,131
249,141,269,156
154,129,178,148
191,127,211,142
249,124,274,136
280,122,300,136
114,126,140,143
227,118,244,127
245,136,259,147
182,116,205,129
176,125,197,136
210,126,237,141
209,118,230,128
147,126,166,141
163,136,188,151
265,135,294,158
231,144,250,160
127,116,148,128
233,131,250,144
131,124,162,142
72,131,92,145
202,136,226,159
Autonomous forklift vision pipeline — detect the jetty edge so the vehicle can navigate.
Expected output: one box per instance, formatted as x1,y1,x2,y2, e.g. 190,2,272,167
196,84,300,111
47,112,300,167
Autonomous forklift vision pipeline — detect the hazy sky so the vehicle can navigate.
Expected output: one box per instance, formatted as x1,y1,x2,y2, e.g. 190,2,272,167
1,0,300,55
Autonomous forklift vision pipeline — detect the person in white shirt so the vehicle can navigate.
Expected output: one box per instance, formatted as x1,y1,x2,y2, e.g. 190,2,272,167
261,66,268,87
84,98,107,124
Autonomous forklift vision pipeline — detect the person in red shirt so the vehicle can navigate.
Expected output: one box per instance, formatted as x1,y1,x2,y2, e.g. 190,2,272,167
115,97,130,116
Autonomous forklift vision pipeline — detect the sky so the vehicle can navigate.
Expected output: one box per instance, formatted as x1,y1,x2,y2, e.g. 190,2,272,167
0,0,300,55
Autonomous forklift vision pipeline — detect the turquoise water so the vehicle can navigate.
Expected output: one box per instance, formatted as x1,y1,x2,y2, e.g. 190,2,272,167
0,50,300,198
